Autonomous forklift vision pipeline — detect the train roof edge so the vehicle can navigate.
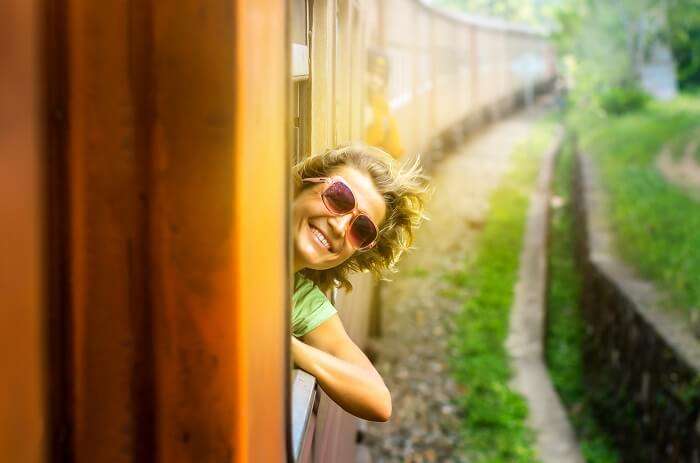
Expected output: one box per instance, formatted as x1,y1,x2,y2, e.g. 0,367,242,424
412,0,549,37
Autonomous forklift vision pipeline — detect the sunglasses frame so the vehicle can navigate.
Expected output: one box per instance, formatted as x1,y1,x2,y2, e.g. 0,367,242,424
301,175,379,250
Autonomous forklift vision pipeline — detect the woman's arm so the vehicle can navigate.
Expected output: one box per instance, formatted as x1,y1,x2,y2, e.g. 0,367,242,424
292,315,392,422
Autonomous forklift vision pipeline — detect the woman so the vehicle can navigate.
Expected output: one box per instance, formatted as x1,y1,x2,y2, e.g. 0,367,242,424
291,144,429,422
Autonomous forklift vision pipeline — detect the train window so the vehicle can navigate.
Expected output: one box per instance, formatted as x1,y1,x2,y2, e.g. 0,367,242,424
386,49,412,110
292,80,310,164
350,9,362,138
291,0,310,163
417,53,433,95
291,0,308,46
336,1,368,141
291,0,309,78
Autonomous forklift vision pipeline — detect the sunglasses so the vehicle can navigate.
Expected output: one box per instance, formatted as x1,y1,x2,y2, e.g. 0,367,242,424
302,176,379,250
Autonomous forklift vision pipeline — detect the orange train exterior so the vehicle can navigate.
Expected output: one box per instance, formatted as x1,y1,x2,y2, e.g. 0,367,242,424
2,1,288,462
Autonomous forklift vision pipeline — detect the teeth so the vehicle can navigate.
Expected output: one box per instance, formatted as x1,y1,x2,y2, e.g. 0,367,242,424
311,226,330,250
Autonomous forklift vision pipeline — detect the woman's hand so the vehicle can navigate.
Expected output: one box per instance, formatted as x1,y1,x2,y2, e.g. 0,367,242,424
291,316,391,422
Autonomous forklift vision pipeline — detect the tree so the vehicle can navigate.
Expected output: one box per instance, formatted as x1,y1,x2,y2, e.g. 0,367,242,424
667,0,700,88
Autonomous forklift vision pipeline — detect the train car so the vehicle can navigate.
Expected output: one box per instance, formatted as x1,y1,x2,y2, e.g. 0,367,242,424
2,1,553,462
291,1,555,462
364,0,555,162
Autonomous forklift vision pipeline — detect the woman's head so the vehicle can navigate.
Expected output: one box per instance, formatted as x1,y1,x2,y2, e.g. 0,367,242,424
293,144,430,292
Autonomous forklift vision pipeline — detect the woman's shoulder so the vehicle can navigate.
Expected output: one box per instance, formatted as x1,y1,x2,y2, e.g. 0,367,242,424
292,273,337,337
294,272,314,290
293,273,329,306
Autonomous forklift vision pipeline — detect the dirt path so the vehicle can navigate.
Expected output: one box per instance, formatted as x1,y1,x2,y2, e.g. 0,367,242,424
362,106,546,463
656,133,700,200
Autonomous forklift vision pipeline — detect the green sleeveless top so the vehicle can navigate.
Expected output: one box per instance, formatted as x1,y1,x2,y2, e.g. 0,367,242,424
292,274,337,337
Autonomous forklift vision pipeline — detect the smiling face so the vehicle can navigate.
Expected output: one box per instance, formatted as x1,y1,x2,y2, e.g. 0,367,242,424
293,165,387,272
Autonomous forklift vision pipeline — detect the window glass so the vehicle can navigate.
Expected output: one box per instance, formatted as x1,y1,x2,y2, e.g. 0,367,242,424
292,80,310,164
291,0,307,45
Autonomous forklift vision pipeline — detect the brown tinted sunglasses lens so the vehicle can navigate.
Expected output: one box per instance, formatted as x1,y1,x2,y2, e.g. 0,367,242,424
323,181,355,214
349,215,377,249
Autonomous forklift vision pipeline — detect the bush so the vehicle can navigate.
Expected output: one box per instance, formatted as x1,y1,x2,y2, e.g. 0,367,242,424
667,0,700,90
598,87,651,115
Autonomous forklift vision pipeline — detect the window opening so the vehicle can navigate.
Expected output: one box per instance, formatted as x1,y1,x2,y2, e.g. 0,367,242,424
291,0,310,163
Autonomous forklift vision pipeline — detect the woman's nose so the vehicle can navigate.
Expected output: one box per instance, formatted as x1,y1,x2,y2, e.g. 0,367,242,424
328,213,353,236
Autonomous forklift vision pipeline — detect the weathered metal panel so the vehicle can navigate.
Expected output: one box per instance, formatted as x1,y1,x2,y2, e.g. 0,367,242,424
232,2,289,461
44,1,288,461
313,390,361,463
62,3,153,461
0,2,47,462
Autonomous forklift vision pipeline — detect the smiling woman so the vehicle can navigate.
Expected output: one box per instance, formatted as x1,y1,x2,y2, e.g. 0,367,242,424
290,144,429,422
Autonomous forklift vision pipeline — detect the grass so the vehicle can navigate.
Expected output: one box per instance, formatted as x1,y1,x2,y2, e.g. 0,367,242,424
570,94,700,314
668,125,700,161
447,120,556,462
546,137,620,463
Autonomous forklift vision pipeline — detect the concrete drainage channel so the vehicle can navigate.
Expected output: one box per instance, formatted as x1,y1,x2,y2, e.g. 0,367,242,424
506,129,586,463
511,131,700,462
573,149,700,462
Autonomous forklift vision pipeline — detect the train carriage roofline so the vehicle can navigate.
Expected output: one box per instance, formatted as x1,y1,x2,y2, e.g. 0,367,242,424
413,0,549,37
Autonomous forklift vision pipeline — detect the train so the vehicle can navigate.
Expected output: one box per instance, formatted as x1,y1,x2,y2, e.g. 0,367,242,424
1,1,553,462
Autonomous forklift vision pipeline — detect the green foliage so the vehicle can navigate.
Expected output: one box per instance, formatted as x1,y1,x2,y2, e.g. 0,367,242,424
404,266,430,278
546,138,620,463
666,125,700,161
598,86,651,115
571,95,700,314
673,374,700,405
447,121,556,462
668,0,700,89
551,0,672,113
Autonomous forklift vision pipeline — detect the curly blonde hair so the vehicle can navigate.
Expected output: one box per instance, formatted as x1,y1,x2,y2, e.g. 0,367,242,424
294,144,430,292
